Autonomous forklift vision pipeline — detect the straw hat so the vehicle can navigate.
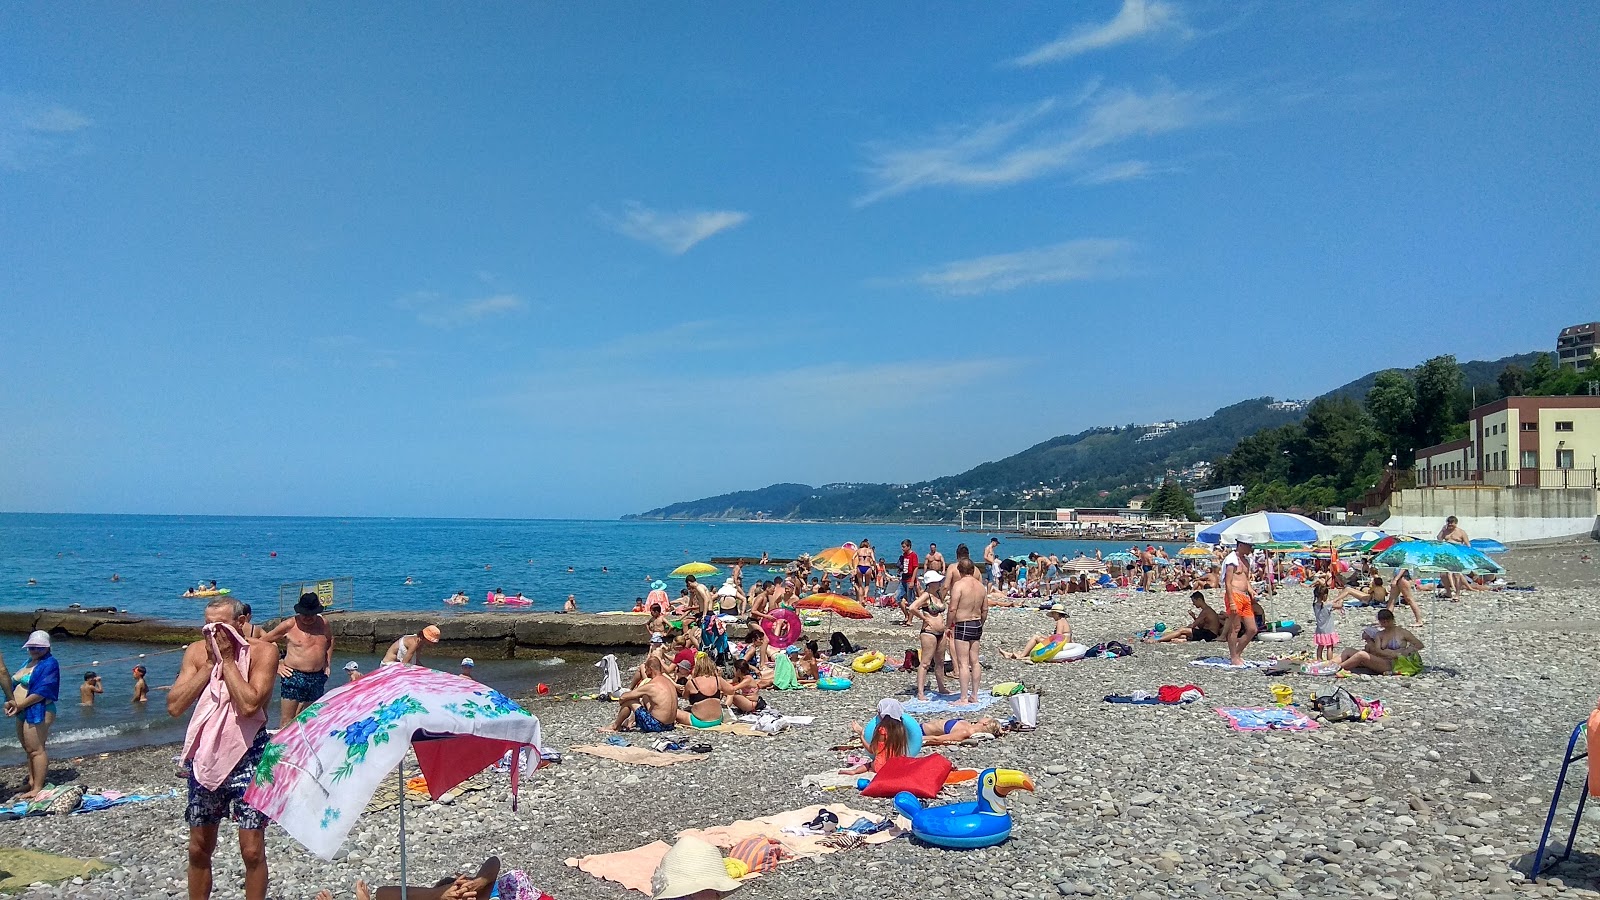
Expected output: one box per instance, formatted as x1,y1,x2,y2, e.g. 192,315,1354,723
421,625,441,642
652,836,742,899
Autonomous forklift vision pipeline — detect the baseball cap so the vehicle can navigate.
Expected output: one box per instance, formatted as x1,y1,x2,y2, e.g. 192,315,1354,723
343,661,360,672
460,657,475,667
23,630,50,649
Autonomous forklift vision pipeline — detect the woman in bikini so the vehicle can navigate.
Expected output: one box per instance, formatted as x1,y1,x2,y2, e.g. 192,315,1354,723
727,659,767,714
1338,609,1424,675
1331,574,1385,611
1386,568,1425,625
676,653,729,729
853,540,876,602
921,716,1004,745
1001,605,1072,659
794,641,820,682
909,575,952,700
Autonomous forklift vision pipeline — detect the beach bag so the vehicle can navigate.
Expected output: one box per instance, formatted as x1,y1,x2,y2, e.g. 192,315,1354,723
493,871,552,900
46,784,83,816
1086,640,1133,659
1311,688,1361,722
900,649,919,671
1009,692,1040,729
829,632,857,656
1392,653,1424,677
728,836,787,873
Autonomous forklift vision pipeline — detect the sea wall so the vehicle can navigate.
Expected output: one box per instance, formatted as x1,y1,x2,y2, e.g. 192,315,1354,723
0,609,904,660
1382,487,1600,542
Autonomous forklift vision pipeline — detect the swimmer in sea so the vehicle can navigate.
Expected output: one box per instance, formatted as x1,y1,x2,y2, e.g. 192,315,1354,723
563,595,578,613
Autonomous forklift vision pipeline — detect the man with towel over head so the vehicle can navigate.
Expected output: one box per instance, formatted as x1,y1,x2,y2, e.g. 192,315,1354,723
168,596,281,900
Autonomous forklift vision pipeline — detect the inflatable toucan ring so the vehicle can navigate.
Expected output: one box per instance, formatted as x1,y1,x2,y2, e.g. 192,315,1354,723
852,650,886,673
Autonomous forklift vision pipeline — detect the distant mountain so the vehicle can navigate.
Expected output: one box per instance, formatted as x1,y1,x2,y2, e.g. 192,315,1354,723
625,351,1544,522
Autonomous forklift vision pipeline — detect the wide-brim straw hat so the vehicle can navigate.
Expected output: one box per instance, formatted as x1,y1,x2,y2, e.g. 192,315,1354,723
652,835,742,899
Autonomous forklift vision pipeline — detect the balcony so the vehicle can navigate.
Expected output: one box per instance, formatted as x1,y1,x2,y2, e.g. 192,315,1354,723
1414,468,1599,490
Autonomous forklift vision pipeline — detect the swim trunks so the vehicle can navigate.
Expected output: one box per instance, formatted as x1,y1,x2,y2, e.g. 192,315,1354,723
633,706,674,733
1191,627,1218,643
1224,590,1254,619
952,620,984,642
280,669,328,703
186,729,270,830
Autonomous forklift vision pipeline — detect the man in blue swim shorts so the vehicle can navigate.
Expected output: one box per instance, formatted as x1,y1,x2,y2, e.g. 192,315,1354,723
608,656,678,733
261,592,333,726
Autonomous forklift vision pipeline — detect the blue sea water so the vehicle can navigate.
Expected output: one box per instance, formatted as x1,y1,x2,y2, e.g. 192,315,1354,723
0,513,1186,764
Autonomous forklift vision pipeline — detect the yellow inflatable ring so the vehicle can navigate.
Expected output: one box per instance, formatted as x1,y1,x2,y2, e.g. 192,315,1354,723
851,651,886,674
1029,637,1067,663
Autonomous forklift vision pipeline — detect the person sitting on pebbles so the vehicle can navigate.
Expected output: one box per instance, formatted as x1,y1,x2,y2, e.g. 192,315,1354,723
606,656,678,733
314,857,500,900
1147,592,1223,643
677,652,730,729
1000,603,1072,659
844,698,915,775
1338,609,1424,675
921,716,1005,745
793,640,820,683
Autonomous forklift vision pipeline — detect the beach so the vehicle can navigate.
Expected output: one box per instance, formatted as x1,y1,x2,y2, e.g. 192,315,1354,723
4,541,1598,899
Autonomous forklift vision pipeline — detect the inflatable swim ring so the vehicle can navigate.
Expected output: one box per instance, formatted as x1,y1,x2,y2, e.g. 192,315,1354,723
862,712,923,757
851,651,886,674
1055,642,1089,662
1028,637,1067,663
817,675,852,691
762,607,803,650
1257,631,1291,642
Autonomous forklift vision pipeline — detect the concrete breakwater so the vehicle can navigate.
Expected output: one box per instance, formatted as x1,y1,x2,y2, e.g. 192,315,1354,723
0,608,906,660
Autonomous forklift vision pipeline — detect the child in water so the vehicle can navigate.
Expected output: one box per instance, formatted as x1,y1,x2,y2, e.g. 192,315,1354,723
1312,580,1338,661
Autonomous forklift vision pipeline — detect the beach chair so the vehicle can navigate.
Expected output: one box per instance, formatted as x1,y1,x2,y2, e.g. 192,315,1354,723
1530,720,1591,877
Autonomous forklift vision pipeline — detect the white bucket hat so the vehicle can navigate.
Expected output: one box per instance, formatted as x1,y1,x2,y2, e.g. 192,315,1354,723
920,571,944,585
651,835,742,899
23,630,50,649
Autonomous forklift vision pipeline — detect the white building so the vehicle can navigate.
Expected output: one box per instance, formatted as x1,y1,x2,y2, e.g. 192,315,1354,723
1193,485,1244,520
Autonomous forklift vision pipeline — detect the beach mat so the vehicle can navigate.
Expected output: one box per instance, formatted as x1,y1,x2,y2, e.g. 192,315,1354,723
1216,707,1319,732
571,744,705,768
0,848,108,892
365,770,492,814
901,693,1003,715
1189,657,1269,670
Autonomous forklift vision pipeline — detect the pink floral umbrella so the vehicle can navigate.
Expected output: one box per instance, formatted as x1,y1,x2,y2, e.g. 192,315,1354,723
243,664,542,874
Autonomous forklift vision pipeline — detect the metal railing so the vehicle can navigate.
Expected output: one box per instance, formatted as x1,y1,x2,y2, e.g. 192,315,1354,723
1413,468,1598,490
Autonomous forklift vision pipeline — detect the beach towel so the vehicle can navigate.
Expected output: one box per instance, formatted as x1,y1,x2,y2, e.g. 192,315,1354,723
901,692,1003,715
1590,704,1599,798
703,722,773,737
1216,707,1319,732
566,841,671,894
771,652,800,690
74,789,179,814
182,622,267,790
570,744,706,768
800,772,862,790
596,654,622,697
1189,657,1269,670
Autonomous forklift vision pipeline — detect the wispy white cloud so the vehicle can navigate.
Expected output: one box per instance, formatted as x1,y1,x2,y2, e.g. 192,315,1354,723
1012,0,1193,66
858,83,1212,203
904,239,1136,296
604,202,749,254
0,95,93,171
400,291,527,329
1075,159,1180,185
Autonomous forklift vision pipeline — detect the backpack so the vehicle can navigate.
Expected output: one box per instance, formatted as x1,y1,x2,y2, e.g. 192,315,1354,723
1086,640,1134,659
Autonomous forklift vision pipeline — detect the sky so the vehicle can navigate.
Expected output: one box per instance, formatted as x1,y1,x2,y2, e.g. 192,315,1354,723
3,2,1598,519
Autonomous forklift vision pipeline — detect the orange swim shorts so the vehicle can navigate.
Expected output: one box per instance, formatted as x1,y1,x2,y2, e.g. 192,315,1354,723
1225,590,1254,619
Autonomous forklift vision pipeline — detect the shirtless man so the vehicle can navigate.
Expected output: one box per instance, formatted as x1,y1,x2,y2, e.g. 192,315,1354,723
1149,592,1223,643
1222,541,1258,666
131,665,149,703
983,538,1000,586
947,559,988,704
607,656,678,733
1438,515,1470,599
261,592,334,726
684,575,713,618
853,540,877,602
168,597,280,900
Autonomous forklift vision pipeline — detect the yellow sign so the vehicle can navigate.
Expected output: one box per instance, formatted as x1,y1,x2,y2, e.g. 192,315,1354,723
316,580,336,608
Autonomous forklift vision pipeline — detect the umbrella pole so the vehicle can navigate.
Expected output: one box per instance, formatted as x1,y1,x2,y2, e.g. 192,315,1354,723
398,761,408,900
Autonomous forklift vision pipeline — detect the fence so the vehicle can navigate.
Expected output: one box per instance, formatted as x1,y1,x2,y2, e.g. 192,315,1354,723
278,577,355,618
1414,468,1599,490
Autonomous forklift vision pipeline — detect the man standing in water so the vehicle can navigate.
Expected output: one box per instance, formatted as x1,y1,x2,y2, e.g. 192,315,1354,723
168,597,279,900
260,592,333,727
947,559,988,704
1221,540,1258,666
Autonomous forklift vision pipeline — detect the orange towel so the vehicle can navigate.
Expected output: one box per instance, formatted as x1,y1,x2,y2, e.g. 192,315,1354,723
564,841,670,894
1588,704,1599,798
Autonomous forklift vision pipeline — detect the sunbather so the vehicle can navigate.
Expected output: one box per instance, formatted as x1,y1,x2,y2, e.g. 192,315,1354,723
920,716,1004,745
313,857,499,900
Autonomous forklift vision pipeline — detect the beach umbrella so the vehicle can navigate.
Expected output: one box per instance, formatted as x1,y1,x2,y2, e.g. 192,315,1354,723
811,545,856,575
1361,534,1420,555
243,665,542,894
1062,557,1106,573
1346,530,1386,543
1104,551,1136,564
1371,540,1504,575
795,592,872,620
1255,541,1310,551
671,562,719,578
1196,512,1327,546
1469,538,1509,554
1177,545,1212,558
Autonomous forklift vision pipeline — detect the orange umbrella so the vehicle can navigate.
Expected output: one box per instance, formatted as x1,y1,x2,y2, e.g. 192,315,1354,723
795,593,872,619
811,544,856,575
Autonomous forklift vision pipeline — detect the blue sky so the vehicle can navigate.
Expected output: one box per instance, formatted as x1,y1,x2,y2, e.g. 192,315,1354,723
3,2,1598,518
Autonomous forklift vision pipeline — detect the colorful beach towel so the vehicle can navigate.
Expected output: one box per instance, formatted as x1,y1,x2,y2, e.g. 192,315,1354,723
1189,657,1270,670
901,692,1003,715
1216,707,1320,732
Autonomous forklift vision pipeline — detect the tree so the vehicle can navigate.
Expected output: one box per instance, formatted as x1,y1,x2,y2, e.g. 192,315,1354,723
1146,480,1198,521
1412,355,1465,451
1365,370,1417,464
1529,351,1557,389
1497,364,1527,398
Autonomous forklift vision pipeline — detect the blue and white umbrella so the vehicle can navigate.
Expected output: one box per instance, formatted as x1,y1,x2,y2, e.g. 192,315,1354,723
1345,529,1386,543
1197,511,1327,546
1469,538,1508,554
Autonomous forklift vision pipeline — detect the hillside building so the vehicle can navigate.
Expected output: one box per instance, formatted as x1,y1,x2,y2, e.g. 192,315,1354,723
1558,322,1600,371
1413,395,1600,488
1193,484,1244,520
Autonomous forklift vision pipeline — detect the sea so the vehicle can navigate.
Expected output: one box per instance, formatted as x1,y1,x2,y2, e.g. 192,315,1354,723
0,513,1188,764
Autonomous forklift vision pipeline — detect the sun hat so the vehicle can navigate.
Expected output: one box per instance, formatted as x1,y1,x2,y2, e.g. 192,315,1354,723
651,836,742,899
343,661,360,672
876,697,904,721
23,630,50,649
461,657,475,667
294,592,324,615
420,625,441,643
921,571,944,585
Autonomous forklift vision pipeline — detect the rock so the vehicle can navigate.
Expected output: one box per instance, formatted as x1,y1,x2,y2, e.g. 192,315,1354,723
1468,769,1492,785
1435,723,1460,732
1128,791,1158,807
